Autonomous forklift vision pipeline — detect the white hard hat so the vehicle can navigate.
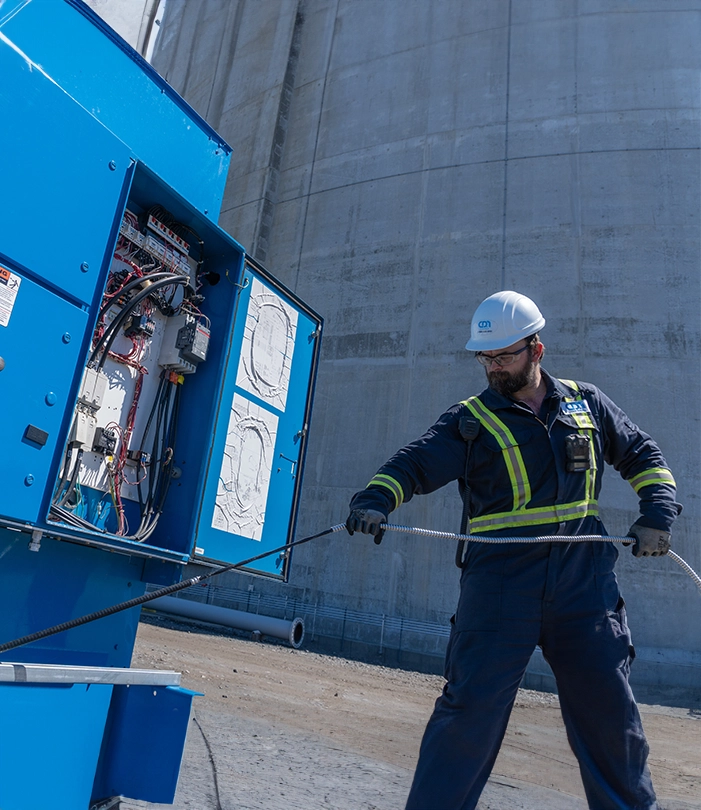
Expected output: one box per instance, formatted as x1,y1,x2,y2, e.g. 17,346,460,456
466,291,545,351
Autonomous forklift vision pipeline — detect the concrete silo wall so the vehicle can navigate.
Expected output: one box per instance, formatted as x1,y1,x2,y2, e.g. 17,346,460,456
153,1,701,691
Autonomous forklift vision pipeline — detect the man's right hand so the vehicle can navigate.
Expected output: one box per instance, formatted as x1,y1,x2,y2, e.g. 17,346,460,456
346,508,387,544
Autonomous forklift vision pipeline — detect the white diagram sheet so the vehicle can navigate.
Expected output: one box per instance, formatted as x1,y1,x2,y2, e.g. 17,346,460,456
235,278,298,412
212,393,279,541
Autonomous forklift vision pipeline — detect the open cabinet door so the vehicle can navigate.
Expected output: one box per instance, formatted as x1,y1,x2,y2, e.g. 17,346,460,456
194,258,322,577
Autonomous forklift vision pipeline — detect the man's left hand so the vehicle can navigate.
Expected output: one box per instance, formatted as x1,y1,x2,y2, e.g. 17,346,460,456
627,521,671,558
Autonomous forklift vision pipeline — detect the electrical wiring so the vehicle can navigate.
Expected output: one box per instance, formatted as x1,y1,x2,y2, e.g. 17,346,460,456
49,504,106,533
49,203,210,545
53,445,82,507
91,274,187,369
56,448,83,508
94,270,179,337
132,374,181,542
176,296,211,329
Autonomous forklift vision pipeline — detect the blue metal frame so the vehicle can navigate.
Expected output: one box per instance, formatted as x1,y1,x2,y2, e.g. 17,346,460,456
92,684,200,804
0,0,323,803
0,0,231,220
0,680,113,810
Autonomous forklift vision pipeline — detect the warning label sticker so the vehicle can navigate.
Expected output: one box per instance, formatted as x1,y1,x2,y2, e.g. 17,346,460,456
0,266,21,327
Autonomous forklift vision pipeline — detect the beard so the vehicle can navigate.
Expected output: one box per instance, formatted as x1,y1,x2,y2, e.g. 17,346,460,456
487,355,539,397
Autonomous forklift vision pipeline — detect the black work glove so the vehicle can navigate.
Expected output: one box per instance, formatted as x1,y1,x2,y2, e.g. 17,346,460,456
346,508,387,545
627,520,671,558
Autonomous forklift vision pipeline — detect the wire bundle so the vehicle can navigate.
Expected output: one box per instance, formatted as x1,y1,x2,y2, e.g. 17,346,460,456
50,205,203,543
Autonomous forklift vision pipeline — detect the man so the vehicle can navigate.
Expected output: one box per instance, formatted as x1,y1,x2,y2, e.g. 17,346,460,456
346,291,680,810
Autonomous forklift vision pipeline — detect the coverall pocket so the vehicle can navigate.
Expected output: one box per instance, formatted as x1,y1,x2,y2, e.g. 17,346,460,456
606,596,636,672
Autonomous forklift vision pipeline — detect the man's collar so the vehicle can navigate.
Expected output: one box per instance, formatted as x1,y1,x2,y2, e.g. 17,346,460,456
480,368,563,410
548,373,579,398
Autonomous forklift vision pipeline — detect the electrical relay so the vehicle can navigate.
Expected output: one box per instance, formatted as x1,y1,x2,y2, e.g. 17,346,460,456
159,313,210,374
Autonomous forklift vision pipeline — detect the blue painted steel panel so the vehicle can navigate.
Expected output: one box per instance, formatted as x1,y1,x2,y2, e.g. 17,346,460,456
194,264,322,574
0,529,146,667
0,680,112,810
92,684,200,804
1,0,231,220
0,32,132,307
0,268,90,524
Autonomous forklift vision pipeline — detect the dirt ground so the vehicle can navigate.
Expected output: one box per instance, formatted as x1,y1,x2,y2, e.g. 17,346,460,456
131,614,701,810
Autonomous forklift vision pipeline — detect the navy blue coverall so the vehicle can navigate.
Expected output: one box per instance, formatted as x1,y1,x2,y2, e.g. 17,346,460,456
349,372,681,810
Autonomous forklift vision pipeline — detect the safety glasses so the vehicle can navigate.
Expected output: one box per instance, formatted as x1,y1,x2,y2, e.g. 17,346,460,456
474,344,529,367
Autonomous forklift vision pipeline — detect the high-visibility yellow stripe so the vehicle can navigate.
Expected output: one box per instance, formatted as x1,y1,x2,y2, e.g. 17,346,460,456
558,380,597,429
628,467,676,493
586,431,597,502
367,474,404,509
462,398,531,510
561,380,598,502
470,500,599,533
462,385,599,535
373,474,405,505
570,410,596,430
561,383,676,497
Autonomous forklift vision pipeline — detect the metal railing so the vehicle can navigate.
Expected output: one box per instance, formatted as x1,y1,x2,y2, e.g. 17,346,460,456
147,581,451,656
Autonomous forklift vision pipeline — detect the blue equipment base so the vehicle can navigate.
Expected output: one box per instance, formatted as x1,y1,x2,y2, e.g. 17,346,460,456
0,665,198,810
92,684,201,804
0,681,112,810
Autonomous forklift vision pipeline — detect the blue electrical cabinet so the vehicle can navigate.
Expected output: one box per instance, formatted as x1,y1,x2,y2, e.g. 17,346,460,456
0,1,322,806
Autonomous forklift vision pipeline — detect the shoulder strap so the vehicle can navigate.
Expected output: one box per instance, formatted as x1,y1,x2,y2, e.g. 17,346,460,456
456,405,479,568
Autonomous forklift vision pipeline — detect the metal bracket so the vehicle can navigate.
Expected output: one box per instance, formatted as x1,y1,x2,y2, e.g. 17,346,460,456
278,453,298,477
28,529,42,553
225,269,250,290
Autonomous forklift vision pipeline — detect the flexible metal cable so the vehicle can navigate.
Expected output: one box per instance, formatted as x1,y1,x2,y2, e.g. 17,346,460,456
329,523,701,595
2,523,698,656
0,526,336,654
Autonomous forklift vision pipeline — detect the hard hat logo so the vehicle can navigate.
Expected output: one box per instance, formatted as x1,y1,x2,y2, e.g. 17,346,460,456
466,291,545,352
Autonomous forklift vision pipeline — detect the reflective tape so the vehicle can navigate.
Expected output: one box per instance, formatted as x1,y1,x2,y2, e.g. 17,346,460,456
561,380,598,501
470,500,599,533
628,467,676,493
367,474,404,509
463,384,599,533
558,379,596,430
462,397,531,510
585,435,597,502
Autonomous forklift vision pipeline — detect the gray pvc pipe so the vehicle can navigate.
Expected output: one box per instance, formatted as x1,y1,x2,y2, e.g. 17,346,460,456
148,595,305,649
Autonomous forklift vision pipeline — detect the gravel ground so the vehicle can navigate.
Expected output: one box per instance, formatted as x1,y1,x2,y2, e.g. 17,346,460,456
125,614,701,810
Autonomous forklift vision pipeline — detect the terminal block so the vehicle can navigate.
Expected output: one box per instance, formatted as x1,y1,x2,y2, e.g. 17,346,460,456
126,448,151,465
124,313,156,338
